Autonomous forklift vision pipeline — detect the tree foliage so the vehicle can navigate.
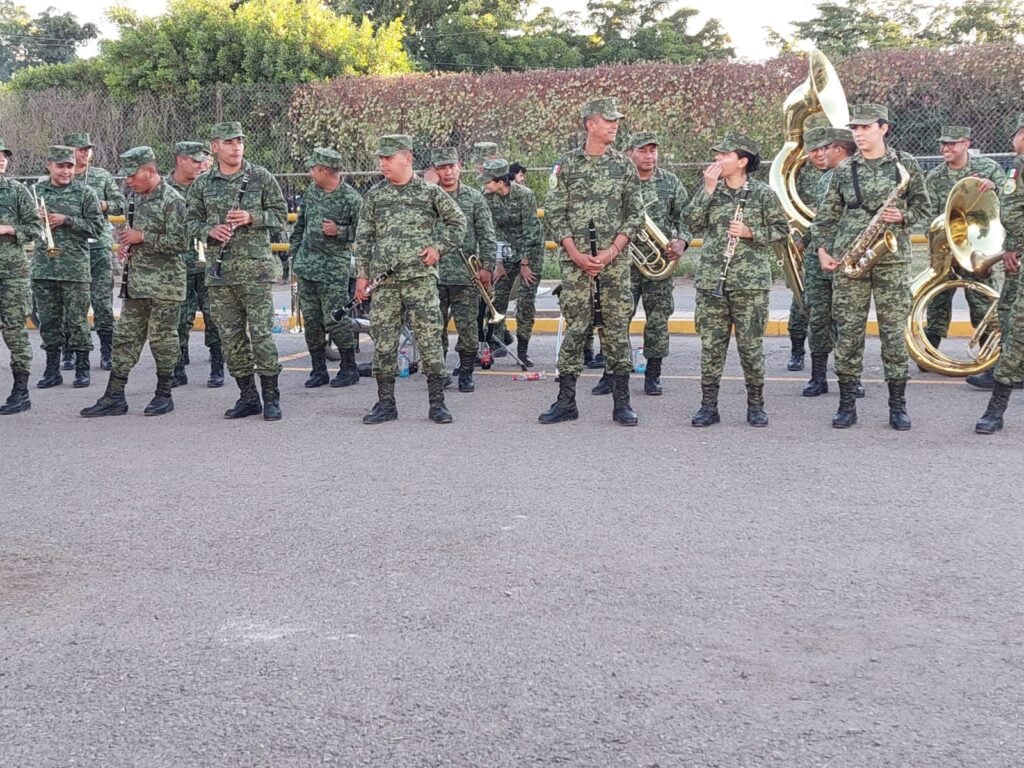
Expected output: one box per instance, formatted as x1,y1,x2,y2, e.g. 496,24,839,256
925,0,1024,44
0,0,98,82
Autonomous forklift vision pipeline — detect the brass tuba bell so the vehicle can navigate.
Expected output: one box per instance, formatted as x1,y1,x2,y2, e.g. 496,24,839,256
628,214,677,281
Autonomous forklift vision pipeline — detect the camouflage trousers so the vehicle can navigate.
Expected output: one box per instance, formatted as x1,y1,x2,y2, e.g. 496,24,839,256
630,265,673,358
994,271,1023,384
34,279,92,352
370,275,444,379
788,295,809,339
0,277,32,370
298,277,355,354
925,271,995,338
998,269,1020,339
209,282,282,378
62,247,114,344
832,261,911,381
439,283,479,356
112,298,180,379
557,258,633,376
804,273,837,355
695,288,768,385
492,261,539,343
178,271,221,356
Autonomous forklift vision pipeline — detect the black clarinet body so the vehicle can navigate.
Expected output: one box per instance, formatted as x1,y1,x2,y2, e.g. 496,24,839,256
588,219,604,331
210,170,252,279
118,196,135,300
330,268,395,322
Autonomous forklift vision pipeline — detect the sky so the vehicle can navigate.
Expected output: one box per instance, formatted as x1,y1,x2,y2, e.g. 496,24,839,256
19,0,827,62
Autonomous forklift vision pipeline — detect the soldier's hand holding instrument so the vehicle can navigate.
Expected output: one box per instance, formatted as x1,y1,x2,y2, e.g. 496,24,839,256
336,268,394,321
117,194,137,299
589,219,604,331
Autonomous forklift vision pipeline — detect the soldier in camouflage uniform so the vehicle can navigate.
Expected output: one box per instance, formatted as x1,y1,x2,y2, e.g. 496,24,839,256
354,134,467,424
812,104,931,430
684,132,789,427
540,97,645,426
924,126,1006,357
289,147,362,390
32,145,106,390
592,131,689,397
481,158,544,367
81,147,186,417
433,147,496,392
168,141,223,388
975,114,1024,432
0,139,42,414
186,121,288,421
64,132,126,372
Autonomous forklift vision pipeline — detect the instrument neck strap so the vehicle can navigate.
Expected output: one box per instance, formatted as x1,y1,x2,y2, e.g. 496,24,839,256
849,157,901,213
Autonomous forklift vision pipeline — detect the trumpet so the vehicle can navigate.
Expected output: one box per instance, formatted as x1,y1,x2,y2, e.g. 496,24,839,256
31,186,60,257
459,250,504,325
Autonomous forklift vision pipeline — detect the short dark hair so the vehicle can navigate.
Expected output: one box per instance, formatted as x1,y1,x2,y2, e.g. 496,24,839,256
832,140,857,156
509,162,525,177
737,149,761,174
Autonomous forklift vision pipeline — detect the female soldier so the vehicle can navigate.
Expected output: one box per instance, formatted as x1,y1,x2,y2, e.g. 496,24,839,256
684,132,788,427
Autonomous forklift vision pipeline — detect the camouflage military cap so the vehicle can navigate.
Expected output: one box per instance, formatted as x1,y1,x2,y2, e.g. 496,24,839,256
938,126,972,142
470,142,499,162
0,138,11,158
627,131,659,150
375,134,413,157
307,147,344,170
711,131,761,157
826,127,855,145
210,121,245,141
1014,114,1024,135
47,145,75,164
119,146,157,176
478,158,510,183
581,97,625,121
803,126,831,151
62,132,94,149
847,103,889,126
431,147,460,167
173,141,209,161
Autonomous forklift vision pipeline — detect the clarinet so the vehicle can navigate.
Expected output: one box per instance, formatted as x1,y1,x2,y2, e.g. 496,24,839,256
589,219,604,331
210,169,252,279
331,268,395,322
712,181,751,298
118,195,135,300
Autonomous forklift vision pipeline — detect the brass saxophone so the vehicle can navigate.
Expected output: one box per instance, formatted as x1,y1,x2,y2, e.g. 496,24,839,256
838,160,910,279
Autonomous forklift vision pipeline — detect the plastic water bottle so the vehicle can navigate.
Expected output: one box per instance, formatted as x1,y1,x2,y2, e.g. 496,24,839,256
272,308,283,334
633,347,647,374
398,352,410,378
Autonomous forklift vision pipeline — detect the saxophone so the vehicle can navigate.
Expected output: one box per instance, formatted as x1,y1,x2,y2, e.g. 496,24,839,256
838,159,910,279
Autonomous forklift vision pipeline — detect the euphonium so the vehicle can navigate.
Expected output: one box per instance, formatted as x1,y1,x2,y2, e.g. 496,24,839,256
837,160,910,279
629,214,677,280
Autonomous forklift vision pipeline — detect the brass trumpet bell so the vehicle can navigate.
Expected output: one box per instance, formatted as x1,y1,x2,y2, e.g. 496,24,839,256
629,214,677,281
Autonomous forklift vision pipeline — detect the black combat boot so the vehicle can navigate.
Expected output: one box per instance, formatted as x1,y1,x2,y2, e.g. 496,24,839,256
98,330,113,371
611,372,638,426
975,380,1014,434
331,348,360,388
691,382,720,427
181,346,190,365
746,382,769,427
539,373,578,423
832,378,858,428
427,374,453,423
590,349,606,368
207,345,225,388
73,350,91,388
517,338,534,368
80,373,128,417
143,374,174,416
787,334,806,371
583,337,595,369
37,348,63,389
224,375,262,419
260,374,282,421
965,370,1021,390
457,351,476,393
305,348,330,388
591,371,612,395
644,357,663,396
854,377,866,398
61,346,75,370
171,356,188,388
802,352,829,397
887,379,911,431
0,368,31,415
363,377,398,424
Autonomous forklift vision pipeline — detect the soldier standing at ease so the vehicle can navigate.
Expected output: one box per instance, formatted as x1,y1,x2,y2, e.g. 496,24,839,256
432,147,496,392
168,141,223,388
32,145,106,390
186,121,288,421
64,132,126,372
354,135,467,424
81,147,186,417
289,147,362,390
540,97,645,426
0,139,42,415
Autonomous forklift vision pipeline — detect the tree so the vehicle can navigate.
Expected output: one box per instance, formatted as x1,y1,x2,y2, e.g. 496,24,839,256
926,0,1024,44
0,1,98,82
770,0,926,58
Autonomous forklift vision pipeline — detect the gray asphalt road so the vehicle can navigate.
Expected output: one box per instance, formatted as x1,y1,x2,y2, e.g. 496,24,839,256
2,329,1023,767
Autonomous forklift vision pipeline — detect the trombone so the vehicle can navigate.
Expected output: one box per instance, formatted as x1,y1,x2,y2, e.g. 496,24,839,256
459,250,504,325
31,186,60,257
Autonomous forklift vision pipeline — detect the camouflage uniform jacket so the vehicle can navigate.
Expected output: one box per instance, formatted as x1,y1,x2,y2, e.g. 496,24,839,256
438,183,496,285
684,178,788,291
0,176,42,278
545,145,644,260
484,182,542,267
79,166,126,249
354,175,467,282
124,179,187,302
640,166,691,244
796,164,825,215
804,168,835,280
1002,154,1024,253
30,178,105,283
290,181,362,284
926,155,1006,218
167,175,205,274
186,160,287,285
811,149,930,266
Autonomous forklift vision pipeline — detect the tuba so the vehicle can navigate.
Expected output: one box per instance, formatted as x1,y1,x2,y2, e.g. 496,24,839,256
629,214,677,280
769,49,849,310
905,177,1004,376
